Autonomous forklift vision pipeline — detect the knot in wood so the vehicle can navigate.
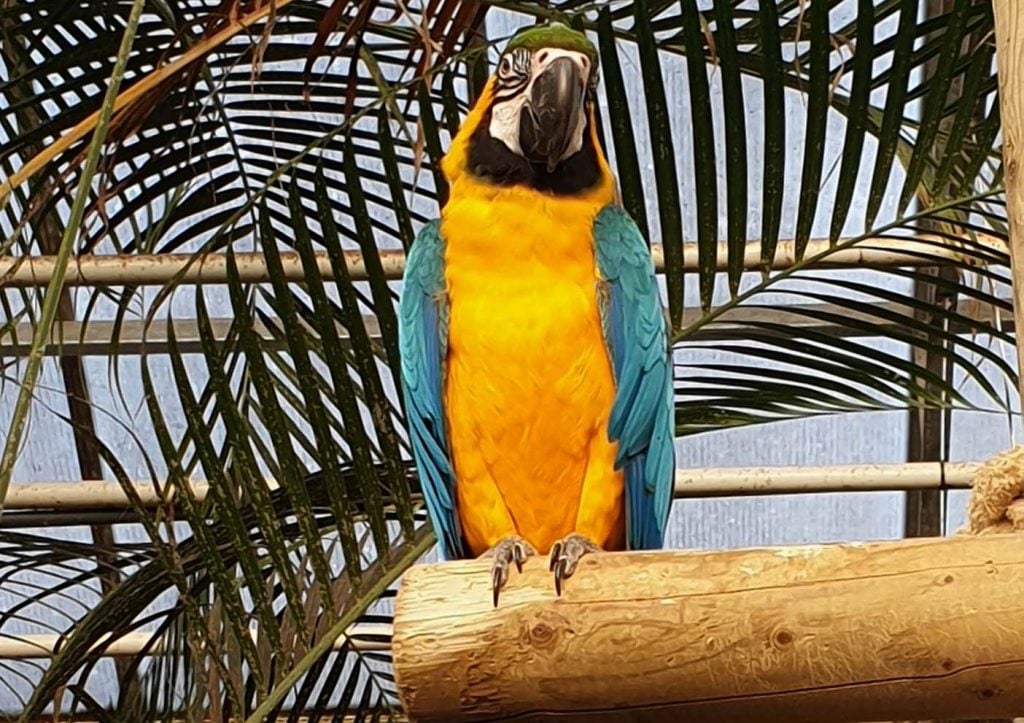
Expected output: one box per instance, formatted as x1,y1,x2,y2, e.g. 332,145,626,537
530,622,555,646
771,626,795,649
521,610,570,650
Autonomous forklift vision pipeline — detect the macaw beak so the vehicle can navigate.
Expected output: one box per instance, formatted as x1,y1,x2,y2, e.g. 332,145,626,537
518,56,586,173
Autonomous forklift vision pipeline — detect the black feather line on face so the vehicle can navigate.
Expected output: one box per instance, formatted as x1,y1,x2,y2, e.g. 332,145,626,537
465,99,603,196
495,46,531,97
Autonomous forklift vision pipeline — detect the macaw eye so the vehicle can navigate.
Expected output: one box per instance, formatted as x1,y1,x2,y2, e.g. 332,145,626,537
498,56,513,78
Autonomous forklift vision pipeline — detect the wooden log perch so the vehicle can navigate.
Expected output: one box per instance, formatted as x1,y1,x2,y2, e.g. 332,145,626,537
393,536,1024,722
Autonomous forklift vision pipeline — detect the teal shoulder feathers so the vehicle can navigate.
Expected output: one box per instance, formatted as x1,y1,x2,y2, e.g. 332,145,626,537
594,205,675,549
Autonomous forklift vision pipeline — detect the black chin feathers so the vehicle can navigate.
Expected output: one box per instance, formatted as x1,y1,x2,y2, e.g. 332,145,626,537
464,107,603,196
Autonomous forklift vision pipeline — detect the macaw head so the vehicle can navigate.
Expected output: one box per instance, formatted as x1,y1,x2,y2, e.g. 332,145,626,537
442,23,610,197
488,24,598,173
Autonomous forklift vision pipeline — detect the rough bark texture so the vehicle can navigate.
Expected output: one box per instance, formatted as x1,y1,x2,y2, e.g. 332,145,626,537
394,536,1024,722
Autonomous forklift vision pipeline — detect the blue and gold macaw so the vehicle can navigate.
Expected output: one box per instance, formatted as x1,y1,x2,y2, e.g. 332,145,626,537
399,23,674,604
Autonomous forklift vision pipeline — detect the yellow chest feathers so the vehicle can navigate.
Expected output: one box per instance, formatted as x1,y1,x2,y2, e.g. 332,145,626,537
438,178,623,556
441,178,614,287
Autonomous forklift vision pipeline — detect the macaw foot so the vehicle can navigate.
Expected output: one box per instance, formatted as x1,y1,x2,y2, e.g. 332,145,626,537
482,535,536,607
548,533,601,596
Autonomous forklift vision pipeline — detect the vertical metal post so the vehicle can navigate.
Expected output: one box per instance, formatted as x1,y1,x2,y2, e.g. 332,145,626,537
904,0,963,540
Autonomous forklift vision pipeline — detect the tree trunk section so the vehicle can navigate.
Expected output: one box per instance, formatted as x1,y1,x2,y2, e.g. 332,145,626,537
393,536,1024,722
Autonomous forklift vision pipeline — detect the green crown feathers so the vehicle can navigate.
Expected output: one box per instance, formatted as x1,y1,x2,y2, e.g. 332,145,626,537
505,22,598,64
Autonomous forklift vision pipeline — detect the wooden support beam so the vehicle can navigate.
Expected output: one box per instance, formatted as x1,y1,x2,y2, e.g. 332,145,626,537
995,0,1024,408
393,535,1024,723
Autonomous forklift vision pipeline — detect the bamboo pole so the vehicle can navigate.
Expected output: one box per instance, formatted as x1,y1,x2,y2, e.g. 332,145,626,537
1,462,979,512
674,461,976,496
0,234,1004,288
4,480,214,509
995,0,1024,408
0,249,404,287
392,535,1024,723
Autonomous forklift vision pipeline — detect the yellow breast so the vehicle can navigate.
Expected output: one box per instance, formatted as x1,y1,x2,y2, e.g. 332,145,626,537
440,170,624,555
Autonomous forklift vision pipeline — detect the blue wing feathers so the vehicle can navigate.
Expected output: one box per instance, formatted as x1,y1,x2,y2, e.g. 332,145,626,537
398,221,465,559
593,205,675,550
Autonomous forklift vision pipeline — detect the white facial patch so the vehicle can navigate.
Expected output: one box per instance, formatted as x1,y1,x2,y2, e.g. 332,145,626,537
489,92,527,155
488,47,591,165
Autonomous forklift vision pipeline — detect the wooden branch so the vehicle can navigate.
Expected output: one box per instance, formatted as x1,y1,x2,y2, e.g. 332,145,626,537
393,536,1024,722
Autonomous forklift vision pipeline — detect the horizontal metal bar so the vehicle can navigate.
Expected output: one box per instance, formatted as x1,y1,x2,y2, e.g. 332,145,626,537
7,480,213,509
0,316,381,356
1,298,1010,358
0,234,1003,288
0,623,391,659
0,509,142,528
3,463,978,516
675,462,976,497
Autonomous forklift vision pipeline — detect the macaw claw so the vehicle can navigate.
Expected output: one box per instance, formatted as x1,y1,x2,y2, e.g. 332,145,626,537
549,533,601,596
482,535,536,607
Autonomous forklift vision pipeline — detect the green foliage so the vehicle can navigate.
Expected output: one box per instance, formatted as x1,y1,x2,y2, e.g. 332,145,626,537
0,0,1009,719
